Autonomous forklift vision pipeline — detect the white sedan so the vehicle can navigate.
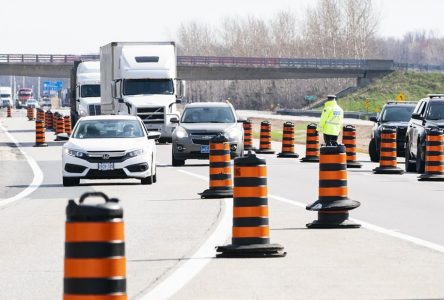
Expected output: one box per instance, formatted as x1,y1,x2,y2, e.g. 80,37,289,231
62,115,159,186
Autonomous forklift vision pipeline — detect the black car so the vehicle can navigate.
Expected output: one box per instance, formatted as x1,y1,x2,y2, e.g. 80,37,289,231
405,94,444,173
368,101,416,162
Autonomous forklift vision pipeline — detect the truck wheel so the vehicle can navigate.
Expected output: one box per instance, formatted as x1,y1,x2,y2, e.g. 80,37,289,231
416,143,425,173
405,142,415,172
63,177,80,186
368,139,379,162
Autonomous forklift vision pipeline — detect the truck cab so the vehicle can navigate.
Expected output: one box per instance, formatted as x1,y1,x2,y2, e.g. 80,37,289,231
100,42,185,143
16,88,33,108
0,87,13,108
70,61,101,127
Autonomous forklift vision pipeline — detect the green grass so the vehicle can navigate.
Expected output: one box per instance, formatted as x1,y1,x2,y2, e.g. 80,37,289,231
338,71,444,112
252,123,310,144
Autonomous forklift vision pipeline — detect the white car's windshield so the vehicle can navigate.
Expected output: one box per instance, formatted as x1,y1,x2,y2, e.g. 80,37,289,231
72,119,144,139
181,107,235,123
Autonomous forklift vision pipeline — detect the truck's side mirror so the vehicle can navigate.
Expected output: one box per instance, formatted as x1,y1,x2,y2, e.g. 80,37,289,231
411,113,422,120
112,79,123,99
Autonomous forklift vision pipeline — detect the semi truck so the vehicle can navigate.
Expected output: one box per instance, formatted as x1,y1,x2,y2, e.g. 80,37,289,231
100,42,185,142
70,61,101,126
0,87,13,108
16,88,33,108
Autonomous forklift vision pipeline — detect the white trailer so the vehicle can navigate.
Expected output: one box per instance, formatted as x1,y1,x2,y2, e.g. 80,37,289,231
0,86,13,108
100,42,185,142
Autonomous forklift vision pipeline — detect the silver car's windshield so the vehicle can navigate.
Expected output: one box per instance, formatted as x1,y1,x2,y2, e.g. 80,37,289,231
72,119,144,139
181,107,235,123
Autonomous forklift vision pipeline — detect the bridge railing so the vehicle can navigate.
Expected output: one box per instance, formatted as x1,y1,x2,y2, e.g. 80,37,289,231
0,54,99,64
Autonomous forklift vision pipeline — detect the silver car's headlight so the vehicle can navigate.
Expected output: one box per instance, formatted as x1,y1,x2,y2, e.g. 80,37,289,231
126,148,144,158
224,127,240,140
65,148,87,158
175,126,188,138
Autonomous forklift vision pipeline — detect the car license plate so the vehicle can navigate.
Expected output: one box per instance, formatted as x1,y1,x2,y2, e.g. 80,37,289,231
98,162,114,171
201,145,210,154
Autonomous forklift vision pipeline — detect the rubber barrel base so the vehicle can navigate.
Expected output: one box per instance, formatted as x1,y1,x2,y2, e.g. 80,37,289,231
306,219,361,229
200,188,233,199
277,152,299,158
255,149,276,154
346,161,362,168
216,243,286,258
373,166,405,174
418,173,444,181
300,156,319,163
34,143,48,147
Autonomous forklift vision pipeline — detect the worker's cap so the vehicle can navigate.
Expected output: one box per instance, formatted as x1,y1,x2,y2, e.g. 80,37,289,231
327,95,337,100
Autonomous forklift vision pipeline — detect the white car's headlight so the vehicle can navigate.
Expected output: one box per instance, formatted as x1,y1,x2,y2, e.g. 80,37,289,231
224,128,240,140
126,149,144,158
64,148,87,158
175,126,188,138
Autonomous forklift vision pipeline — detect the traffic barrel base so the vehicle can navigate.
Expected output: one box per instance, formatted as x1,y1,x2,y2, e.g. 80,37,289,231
300,123,320,162
418,127,444,181
306,144,360,229
347,161,363,168
256,121,275,154
216,152,285,258
373,127,404,175
277,152,299,158
64,192,127,300
200,135,233,199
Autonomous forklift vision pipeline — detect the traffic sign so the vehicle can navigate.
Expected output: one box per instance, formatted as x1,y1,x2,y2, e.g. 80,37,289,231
364,99,370,110
396,93,406,101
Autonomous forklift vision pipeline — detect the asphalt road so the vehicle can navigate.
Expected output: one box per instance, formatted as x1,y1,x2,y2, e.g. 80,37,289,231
1,109,444,300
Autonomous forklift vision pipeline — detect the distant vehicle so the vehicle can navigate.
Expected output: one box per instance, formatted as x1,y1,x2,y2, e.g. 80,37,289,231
70,61,101,127
405,94,444,173
62,115,160,186
171,102,244,166
25,98,40,108
16,88,33,108
368,101,416,162
0,86,13,108
40,97,52,108
100,42,185,143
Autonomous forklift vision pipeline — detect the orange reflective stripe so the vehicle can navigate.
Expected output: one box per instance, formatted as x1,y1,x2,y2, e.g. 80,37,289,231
319,187,347,197
210,167,231,174
319,170,347,180
381,133,396,139
320,154,346,164
66,222,124,242
234,186,267,198
64,258,126,278
210,143,229,150
209,155,230,163
342,131,354,136
234,166,266,177
64,295,127,300
232,226,269,238
210,180,232,187
427,155,444,162
427,146,444,152
380,151,397,157
380,160,396,166
427,135,443,142
233,206,268,218
425,166,444,172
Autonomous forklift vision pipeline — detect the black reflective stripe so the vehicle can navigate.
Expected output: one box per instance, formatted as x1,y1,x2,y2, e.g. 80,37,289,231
210,162,231,168
210,150,230,155
233,217,269,227
318,180,347,188
346,152,356,156
260,129,271,133
283,137,293,141
426,151,444,156
426,141,443,146
381,138,396,143
210,173,232,180
318,196,348,201
64,278,126,294
232,237,270,245
307,133,318,137
260,141,271,145
380,156,397,161
319,164,346,171
381,147,396,152
65,242,125,258
425,161,444,166
234,177,267,186
233,197,268,207
342,136,355,140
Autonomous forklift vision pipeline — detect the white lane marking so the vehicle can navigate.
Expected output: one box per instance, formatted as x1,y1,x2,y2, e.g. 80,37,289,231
139,169,231,300
0,123,43,208
268,193,444,254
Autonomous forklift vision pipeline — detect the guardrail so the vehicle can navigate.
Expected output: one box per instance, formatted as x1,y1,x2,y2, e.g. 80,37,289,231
0,54,99,64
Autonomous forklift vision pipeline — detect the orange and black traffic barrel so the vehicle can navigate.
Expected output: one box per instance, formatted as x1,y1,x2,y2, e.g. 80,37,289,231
306,144,360,228
64,115,72,135
27,106,35,121
277,121,299,158
216,151,285,257
243,119,255,151
6,106,12,118
300,123,320,162
45,110,54,130
64,192,127,300
55,113,65,134
256,121,275,154
373,126,404,174
36,108,46,128
342,125,362,168
34,119,48,147
418,127,444,181
200,135,233,199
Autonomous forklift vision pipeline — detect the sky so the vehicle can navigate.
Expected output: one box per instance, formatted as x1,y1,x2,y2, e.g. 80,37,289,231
0,0,442,54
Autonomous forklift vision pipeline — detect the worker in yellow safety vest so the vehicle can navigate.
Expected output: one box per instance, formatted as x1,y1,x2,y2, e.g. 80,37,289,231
317,95,344,145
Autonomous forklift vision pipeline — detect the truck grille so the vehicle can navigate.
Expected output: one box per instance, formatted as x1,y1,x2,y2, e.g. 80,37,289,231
137,107,164,124
88,104,101,116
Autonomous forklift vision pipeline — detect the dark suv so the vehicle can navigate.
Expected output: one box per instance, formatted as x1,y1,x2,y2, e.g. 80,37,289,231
405,94,444,173
368,101,416,162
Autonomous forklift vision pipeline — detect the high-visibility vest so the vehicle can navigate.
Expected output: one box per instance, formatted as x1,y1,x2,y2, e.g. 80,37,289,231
317,100,344,136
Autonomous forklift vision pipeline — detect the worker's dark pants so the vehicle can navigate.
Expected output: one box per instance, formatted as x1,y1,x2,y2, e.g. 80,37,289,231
323,134,338,146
